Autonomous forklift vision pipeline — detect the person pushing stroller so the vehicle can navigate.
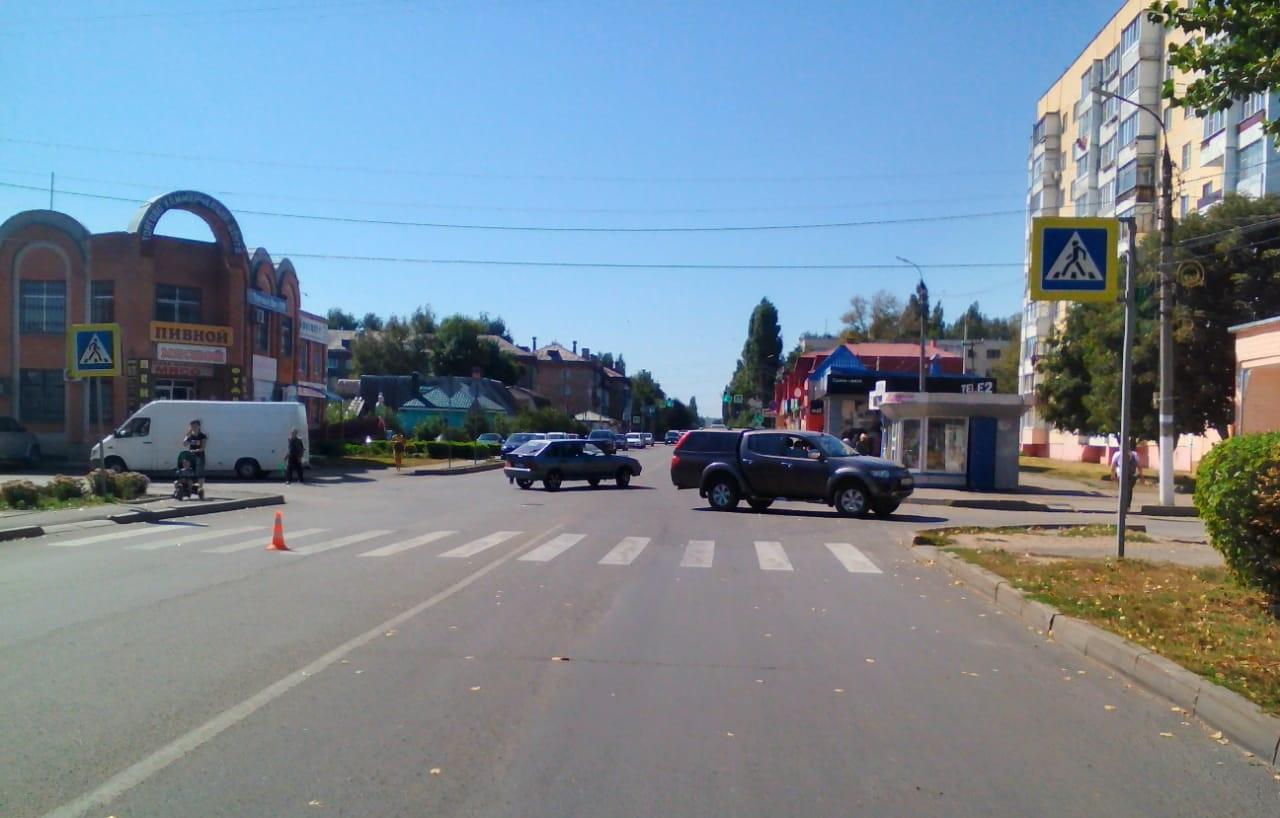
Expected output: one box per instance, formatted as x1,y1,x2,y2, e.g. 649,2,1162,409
174,420,208,501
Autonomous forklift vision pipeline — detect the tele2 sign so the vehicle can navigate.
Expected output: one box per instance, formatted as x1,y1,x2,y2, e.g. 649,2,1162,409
1029,217,1120,303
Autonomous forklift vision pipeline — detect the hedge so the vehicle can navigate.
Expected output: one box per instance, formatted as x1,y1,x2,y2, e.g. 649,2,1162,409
1195,432,1280,599
341,441,500,460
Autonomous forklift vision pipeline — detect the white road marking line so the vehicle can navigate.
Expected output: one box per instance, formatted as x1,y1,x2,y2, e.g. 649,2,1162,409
754,541,794,571
49,525,191,548
291,530,393,556
37,523,566,818
125,526,259,551
680,540,715,568
825,542,883,574
518,533,585,562
438,530,521,558
203,528,326,554
599,536,650,565
358,530,457,558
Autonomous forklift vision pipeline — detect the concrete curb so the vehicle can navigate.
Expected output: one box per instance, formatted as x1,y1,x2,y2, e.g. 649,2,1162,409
1139,503,1199,518
912,538,1280,766
106,494,285,524
0,524,44,542
410,462,505,477
906,497,1056,512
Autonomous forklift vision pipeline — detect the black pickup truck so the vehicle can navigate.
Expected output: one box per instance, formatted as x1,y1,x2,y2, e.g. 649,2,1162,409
669,429,913,517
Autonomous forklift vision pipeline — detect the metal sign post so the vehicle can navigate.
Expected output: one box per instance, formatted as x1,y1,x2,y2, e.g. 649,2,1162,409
1115,218,1138,559
67,322,121,496
96,380,106,496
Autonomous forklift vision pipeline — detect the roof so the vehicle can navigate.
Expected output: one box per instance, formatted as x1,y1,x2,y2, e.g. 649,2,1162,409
479,334,535,358
1228,315,1280,334
535,342,584,362
846,342,960,359
602,367,626,379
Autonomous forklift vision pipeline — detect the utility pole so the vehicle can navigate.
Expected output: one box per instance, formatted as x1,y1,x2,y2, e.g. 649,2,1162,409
896,256,928,392
1117,217,1138,559
1157,146,1176,506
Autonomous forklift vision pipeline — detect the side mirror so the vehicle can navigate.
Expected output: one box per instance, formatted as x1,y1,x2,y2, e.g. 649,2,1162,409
809,450,825,461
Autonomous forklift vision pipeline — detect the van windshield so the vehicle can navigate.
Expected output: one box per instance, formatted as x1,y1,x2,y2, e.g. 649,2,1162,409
115,417,150,438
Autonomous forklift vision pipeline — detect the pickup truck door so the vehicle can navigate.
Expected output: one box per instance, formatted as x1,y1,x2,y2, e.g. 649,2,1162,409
741,433,791,496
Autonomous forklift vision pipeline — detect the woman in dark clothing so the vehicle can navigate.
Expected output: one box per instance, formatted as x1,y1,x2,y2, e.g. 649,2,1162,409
183,420,207,475
286,428,306,485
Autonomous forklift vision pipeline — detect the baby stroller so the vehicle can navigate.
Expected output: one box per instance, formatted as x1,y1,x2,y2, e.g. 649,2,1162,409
173,450,205,501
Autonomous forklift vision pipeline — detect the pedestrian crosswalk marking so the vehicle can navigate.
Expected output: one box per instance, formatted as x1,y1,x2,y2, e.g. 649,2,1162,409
127,525,259,551
291,530,393,556
825,542,882,574
50,525,189,548
599,536,649,565
358,530,457,558
439,530,522,559
754,541,794,571
519,533,585,562
680,540,715,568
203,528,326,554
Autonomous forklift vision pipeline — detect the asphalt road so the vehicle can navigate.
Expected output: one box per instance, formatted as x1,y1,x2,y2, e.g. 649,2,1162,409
1,446,1274,817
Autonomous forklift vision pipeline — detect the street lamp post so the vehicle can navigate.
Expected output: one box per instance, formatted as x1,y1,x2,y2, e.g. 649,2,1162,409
896,256,928,392
1093,86,1176,507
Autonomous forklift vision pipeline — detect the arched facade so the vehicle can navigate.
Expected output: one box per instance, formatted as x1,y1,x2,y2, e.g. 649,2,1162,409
0,194,321,456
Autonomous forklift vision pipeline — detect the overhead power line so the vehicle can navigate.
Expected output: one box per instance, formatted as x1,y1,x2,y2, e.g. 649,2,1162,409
271,252,1024,271
0,137,1025,185
0,180,1024,233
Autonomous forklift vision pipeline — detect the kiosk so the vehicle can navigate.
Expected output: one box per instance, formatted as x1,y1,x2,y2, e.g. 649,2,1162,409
878,392,1031,490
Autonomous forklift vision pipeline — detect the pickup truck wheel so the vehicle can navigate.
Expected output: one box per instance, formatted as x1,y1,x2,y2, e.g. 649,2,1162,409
872,500,900,517
544,471,563,492
747,498,773,512
615,468,631,488
516,478,533,489
707,477,740,511
834,483,870,518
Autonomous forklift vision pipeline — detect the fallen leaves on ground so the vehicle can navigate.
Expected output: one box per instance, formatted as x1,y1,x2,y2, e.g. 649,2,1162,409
430,768,442,775
1104,705,1117,711
1159,732,1174,738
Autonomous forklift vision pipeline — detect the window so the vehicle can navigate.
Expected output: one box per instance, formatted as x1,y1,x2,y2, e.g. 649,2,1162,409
1121,15,1140,52
1242,91,1266,120
1180,194,1189,218
1076,154,1089,179
88,379,114,424
19,280,66,334
926,418,967,473
1181,142,1191,171
1202,108,1226,139
1075,193,1089,216
1119,113,1138,146
1103,93,1119,121
899,419,921,471
253,309,271,354
1032,117,1046,144
1120,66,1137,98
154,379,196,401
1080,69,1093,101
90,280,114,323
1239,139,1265,178
1117,160,1137,194
280,316,294,357
1030,191,1042,212
115,416,150,438
1030,154,1044,180
155,284,201,323
299,340,309,376
19,369,64,422
1100,178,1116,211
1099,138,1116,168
986,348,1002,360
746,434,786,456
1104,46,1120,78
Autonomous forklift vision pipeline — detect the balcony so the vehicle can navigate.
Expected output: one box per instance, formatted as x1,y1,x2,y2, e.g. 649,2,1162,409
1196,189,1224,211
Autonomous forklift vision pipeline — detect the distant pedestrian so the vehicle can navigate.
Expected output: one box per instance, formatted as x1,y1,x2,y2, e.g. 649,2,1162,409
1110,446,1141,512
286,428,306,485
854,431,874,456
392,432,406,471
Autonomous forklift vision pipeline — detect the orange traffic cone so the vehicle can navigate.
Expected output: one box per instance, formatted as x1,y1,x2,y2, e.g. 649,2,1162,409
268,510,289,551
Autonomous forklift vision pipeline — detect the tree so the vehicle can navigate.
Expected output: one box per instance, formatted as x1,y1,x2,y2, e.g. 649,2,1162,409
431,314,522,384
729,298,783,405
942,302,1017,341
841,295,870,342
599,352,615,371
327,308,358,330
989,314,1021,394
351,306,436,375
1148,1,1280,137
688,396,699,422
629,369,667,432
868,290,902,340
614,354,626,375
477,312,512,342
361,312,384,332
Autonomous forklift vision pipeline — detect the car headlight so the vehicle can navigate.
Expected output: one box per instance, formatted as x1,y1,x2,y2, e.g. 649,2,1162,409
870,469,892,479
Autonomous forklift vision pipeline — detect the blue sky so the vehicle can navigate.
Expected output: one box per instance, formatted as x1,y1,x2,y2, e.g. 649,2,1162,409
1,0,1122,411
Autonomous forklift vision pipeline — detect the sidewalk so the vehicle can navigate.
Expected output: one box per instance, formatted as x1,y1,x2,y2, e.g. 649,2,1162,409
0,489,284,541
905,471,1195,516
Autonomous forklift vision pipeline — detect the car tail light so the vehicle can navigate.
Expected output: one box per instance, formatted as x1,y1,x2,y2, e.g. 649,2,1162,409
670,455,680,469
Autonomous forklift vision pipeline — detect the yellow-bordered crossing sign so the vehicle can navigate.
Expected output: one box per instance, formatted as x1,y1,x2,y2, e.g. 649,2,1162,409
1029,217,1120,303
67,323,122,378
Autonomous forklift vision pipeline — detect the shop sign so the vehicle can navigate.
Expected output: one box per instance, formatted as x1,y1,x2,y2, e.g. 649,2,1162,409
150,321,232,347
157,343,227,365
299,312,328,343
247,289,288,314
252,354,277,381
153,362,215,379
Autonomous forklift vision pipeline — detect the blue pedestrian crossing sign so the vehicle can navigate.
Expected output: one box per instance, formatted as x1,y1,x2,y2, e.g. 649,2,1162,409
1029,217,1120,303
67,323,122,378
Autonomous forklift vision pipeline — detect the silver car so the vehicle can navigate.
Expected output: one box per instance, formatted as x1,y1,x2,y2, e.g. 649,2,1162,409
0,417,40,464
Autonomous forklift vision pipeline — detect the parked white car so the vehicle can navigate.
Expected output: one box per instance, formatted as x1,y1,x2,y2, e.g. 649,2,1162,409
641,433,654,447
626,432,645,449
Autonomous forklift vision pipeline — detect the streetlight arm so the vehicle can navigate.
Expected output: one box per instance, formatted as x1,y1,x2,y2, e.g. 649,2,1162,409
1092,87,1166,138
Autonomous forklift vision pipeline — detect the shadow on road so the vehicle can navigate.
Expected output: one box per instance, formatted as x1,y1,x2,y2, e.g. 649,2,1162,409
691,507,949,523
513,484,657,493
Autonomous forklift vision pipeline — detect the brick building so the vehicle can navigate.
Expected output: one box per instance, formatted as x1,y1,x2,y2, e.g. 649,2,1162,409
0,190,324,458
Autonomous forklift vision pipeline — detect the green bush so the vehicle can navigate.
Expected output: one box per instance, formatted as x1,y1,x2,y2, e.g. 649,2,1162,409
86,469,118,497
405,440,425,455
1,480,41,508
413,418,444,441
1195,432,1280,599
113,471,150,499
43,475,85,501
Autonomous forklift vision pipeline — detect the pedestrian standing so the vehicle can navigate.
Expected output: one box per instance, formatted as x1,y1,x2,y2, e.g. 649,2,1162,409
854,431,874,456
286,428,306,485
1110,445,1142,512
392,432,406,472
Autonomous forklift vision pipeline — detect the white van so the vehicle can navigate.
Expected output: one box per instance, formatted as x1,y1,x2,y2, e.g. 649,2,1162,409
90,400,308,479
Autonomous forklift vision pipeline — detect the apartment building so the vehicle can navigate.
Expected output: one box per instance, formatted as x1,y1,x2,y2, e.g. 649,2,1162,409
1019,0,1278,466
